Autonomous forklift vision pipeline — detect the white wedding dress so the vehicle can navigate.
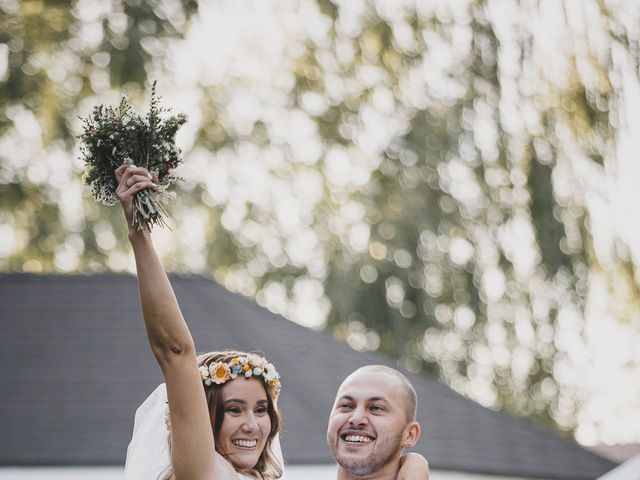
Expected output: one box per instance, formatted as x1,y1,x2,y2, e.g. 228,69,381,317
124,384,286,479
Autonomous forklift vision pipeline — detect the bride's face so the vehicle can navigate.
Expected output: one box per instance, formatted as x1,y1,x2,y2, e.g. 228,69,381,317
213,377,272,471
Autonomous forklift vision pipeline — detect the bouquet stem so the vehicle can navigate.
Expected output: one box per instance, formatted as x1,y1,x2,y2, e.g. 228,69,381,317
132,190,171,230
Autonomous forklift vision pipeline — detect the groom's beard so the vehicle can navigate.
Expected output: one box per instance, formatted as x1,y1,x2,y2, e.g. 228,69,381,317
332,430,403,477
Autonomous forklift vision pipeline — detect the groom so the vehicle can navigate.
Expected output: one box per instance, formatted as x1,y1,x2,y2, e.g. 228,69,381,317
326,365,427,479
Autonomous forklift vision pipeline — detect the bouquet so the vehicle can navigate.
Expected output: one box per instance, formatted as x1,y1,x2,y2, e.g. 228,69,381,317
79,82,187,230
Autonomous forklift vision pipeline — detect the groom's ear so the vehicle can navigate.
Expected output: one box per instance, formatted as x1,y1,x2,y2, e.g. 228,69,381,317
402,421,421,448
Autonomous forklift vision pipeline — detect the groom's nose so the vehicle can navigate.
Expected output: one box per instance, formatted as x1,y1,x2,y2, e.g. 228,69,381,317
348,405,369,426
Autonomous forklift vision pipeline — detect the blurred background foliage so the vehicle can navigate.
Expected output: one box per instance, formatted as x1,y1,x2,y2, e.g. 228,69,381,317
2,0,640,443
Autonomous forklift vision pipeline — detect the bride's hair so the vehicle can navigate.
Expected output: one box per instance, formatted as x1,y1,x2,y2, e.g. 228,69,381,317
159,350,283,480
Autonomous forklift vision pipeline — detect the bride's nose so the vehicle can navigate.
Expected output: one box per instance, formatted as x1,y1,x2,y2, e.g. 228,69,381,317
241,414,259,432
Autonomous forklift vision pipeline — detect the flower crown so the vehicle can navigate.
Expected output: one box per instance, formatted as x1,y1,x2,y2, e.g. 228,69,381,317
199,354,282,399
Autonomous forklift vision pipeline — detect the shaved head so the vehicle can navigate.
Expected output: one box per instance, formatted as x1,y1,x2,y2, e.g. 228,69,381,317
345,365,417,422
327,364,421,477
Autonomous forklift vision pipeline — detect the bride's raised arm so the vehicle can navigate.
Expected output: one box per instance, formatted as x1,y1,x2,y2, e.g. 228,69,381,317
116,164,235,480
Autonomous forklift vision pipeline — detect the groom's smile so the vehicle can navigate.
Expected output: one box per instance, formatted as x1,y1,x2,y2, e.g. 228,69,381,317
339,428,376,450
342,432,374,445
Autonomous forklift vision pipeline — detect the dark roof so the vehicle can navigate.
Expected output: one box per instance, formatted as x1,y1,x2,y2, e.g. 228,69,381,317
0,273,615,478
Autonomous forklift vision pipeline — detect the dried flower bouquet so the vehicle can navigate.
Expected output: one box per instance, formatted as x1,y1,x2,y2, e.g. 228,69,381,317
79,82,186,230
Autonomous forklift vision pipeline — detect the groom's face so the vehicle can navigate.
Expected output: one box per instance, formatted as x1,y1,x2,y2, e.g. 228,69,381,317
326,369,411,476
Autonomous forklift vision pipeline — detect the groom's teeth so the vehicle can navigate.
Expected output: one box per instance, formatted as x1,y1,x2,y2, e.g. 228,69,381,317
232,439,257,448
344,435,372,443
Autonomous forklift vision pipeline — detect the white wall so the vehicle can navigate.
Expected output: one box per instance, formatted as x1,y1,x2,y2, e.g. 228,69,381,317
0,467,123,479
0,466,549,480
0,466,338,480
597,454,640,480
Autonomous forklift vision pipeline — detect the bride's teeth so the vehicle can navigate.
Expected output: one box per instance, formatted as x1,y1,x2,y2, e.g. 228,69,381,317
233,439,257,447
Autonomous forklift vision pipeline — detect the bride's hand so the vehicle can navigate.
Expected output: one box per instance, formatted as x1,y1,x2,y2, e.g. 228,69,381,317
398,452,430,480
114,164,158,230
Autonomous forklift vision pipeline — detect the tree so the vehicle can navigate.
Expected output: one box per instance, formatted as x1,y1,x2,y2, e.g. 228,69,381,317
2,0,639,439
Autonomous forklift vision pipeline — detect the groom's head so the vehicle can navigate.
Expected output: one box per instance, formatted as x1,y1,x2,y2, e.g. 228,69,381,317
326,365,420,477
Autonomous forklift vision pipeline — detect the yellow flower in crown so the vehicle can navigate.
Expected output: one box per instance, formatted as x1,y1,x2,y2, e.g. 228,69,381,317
209,361,231,384
242,363,251,372
230,358,240,366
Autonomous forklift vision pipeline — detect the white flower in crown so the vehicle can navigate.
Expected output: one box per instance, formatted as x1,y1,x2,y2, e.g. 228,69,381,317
250,354,268,369
244,369,253,378
199,366,210,381
264,363,278,381
253,367,264,376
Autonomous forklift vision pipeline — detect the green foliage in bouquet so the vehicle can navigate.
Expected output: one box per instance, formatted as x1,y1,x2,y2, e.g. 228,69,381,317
79,82,187,230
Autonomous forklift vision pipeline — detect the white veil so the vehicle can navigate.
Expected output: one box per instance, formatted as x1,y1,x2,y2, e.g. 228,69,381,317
124,383,286,480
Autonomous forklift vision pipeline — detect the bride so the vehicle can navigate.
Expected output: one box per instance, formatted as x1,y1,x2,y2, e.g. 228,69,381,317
115,164,429,479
